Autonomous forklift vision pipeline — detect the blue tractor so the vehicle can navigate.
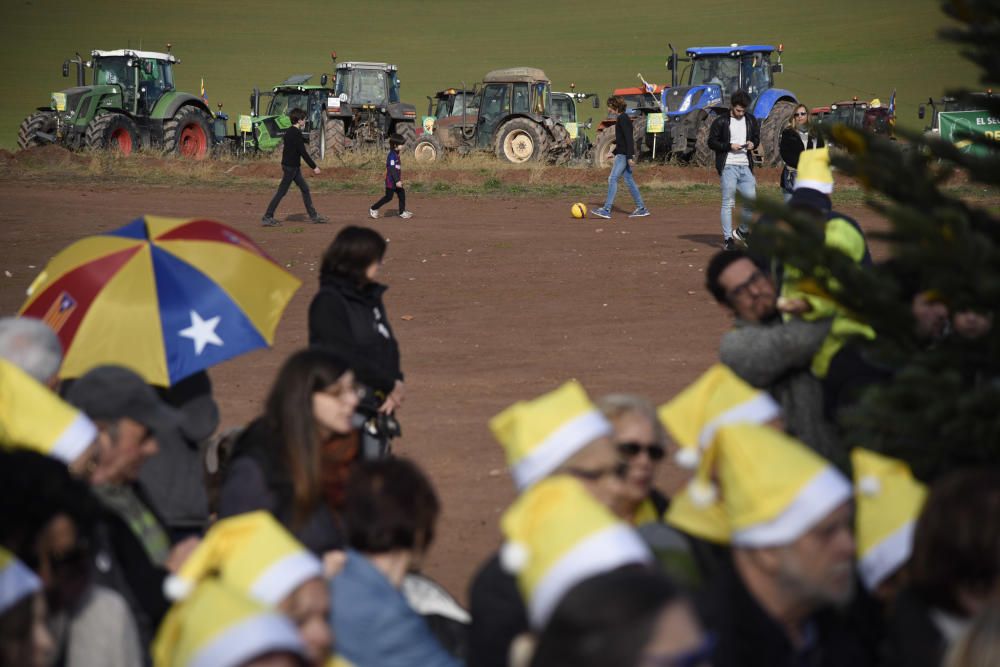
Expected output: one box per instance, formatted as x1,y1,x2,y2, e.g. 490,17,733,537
660,43,798,167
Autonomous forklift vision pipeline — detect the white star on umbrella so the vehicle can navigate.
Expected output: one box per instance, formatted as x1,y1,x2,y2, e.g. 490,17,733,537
178,310,223,355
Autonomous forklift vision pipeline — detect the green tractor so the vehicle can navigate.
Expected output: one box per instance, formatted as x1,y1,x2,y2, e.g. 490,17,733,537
245,74,336,160
18,48,214,158
551,86,601,161
412,67,573,164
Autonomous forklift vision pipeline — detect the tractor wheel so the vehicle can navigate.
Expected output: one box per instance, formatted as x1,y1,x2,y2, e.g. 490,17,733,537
307,124,324,162
85,112,140,155
163,105,213,159
547,123,573,164
494,118,546,164
412,134,444,164
324,118,348,156
759,100,797,166
632,116,648,160
592,128,616,168
17,111,58,150
693,112,716,169
395,122,418,151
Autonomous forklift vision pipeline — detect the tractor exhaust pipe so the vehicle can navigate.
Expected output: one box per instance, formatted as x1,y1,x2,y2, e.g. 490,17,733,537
251,87,260,116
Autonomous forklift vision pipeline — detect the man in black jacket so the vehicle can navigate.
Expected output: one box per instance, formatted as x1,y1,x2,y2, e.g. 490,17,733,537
591,96,649,219
262,107,329,226
707,91,760,249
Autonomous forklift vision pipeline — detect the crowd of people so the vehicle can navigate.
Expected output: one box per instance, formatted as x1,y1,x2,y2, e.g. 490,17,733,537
1,137,999,667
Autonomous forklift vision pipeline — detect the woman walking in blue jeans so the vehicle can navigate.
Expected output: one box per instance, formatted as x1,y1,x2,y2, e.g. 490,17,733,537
592,96,649,219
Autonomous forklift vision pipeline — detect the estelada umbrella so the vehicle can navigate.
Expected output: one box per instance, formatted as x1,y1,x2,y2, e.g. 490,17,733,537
19,215,301,386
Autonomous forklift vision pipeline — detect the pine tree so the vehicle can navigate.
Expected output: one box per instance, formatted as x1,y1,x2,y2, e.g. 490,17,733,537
751,0,1000,479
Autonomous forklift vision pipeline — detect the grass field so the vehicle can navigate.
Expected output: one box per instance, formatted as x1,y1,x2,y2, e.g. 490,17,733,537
0,0,982,151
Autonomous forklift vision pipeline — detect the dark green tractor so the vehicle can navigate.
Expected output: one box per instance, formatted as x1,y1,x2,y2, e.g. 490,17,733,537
18,48,214,158
245,74,336,160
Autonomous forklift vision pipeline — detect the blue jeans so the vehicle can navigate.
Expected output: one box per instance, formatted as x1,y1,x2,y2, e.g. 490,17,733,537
603,154,645,210
720,164,756,239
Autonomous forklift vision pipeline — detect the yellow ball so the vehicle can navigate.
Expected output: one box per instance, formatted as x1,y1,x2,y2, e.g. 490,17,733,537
571,202,587,219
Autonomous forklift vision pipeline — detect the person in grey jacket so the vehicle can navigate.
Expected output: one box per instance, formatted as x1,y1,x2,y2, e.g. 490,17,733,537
705,249,842,465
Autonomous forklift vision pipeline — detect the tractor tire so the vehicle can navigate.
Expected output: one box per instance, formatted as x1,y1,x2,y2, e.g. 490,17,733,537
395,122,418,151
547,123,573,164
324,118,348,156
17,111,57,150
632,116,648,160
592,128,616,168
494,118,546,164
693,112,716,169
412,134,444,164
759,100,797,166
85,112,140,155
307,125,324,162
163,105,213,159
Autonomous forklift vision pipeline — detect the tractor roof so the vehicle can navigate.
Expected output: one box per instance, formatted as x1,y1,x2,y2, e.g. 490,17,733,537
687,45,775,56
484,67,549,84
336,61,397,71
91,49,178,63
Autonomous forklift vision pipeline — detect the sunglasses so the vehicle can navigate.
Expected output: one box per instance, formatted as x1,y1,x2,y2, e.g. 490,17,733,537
725,269,768,302
565,461,629,482
794,111,809,116
617,442,666,461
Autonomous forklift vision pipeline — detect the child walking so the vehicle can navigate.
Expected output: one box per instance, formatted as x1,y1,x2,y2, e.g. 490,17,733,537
369,134,412,219
592,96,649,220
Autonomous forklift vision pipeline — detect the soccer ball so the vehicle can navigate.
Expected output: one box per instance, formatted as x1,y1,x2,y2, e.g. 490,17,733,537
571,202,587,219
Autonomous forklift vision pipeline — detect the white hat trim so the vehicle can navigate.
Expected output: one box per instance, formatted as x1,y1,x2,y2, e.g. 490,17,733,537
49,412,98,464
188,610,305,667
0,557,42,614
529,522,652,628
859,518,916,592
731,465,852,547
250,550,323,606
793,178,833,194
697,391,781,451
511,409,613,490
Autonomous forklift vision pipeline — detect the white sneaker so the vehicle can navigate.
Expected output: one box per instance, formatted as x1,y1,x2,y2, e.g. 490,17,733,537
399,211,413,219
369,208,378,219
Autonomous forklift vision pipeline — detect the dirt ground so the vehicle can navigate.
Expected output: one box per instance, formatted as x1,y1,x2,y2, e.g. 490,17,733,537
0,177,886,602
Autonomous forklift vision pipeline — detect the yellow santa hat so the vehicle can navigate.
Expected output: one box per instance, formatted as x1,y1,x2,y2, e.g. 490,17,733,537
852,448,927,592
0,357,96,465
699,424,851,546
664,485,731,544
794,147,834,194
500,475,652,627
153,579,306,667
164,511,322,606
0,547,41,614
657,364,780,470
490,380,613,490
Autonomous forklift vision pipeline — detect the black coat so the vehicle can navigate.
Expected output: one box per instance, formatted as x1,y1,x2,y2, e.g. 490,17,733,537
308,274,403,395
467,552,529,667
708,111,761,175
880,588,949,667
612,112,637,159
698,562,874,667
779,127,825,169
281,125,317,170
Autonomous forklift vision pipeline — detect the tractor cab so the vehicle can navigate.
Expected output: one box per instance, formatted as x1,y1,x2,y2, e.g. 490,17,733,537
663,45,782,117
88,50,178,116
334,62,400,107
246,74,332,154
428,88,478,120
476,68,552,150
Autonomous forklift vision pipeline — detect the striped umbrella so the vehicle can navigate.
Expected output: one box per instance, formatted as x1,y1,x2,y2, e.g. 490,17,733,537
20,215,301,386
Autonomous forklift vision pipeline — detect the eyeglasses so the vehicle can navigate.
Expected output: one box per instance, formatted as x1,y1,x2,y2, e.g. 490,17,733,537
565,461,629,482
725,269,768,302
794,111,809,117
617,442,666,461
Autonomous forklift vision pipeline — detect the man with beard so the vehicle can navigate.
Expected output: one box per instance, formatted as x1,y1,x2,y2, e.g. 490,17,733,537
679,423,871,667
705,249,840,463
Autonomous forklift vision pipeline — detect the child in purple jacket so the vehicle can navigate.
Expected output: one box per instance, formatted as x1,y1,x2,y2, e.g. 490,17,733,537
369,134,413,220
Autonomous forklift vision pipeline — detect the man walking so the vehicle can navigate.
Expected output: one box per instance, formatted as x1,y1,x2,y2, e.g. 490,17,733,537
592,96,649,220
708,91,759,249
261,108,329,227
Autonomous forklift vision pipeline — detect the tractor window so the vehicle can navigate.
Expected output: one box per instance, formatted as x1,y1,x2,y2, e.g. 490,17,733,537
551,95,574,123
691,56,740,95
481,84,509,119
353,69,387,105
742,54,772,97
94,57,129,86
512,83,530,114
268,92,310,117
533,82,550,115
388,71,401,103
